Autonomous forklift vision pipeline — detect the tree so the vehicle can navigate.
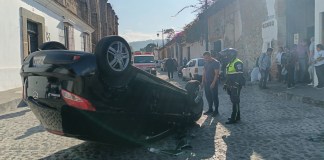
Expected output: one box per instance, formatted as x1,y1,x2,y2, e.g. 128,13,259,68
172,0,215,17
141,43,157,52
173,0,216,51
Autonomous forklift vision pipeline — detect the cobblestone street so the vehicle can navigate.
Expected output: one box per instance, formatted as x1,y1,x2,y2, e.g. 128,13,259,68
1,71,324,160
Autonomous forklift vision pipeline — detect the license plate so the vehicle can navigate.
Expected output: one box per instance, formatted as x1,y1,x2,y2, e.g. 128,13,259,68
33,56,46,67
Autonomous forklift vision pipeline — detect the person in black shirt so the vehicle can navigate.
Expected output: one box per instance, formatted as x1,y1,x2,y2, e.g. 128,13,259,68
201,51,220,117
165,57,175,80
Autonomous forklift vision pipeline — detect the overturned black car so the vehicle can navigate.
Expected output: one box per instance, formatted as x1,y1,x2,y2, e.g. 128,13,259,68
20,36,203,145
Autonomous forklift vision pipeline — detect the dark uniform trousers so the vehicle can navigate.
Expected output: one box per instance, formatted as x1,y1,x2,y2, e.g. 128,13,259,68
227,85,241,121
204,83,219,112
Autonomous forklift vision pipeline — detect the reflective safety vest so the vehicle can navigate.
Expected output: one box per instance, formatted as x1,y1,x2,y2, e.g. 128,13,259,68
226,58,243,74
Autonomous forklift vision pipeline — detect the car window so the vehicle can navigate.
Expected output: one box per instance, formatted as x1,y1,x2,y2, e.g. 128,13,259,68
189,60,196,67
134,56,154,63
186,61,191,67
198,59,204,66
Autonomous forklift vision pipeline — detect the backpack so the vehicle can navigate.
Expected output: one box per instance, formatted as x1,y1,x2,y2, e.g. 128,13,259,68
256,53,265,67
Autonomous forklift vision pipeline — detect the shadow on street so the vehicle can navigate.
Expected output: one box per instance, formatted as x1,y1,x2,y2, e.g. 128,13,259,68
15,125,45,140
0,109,30,120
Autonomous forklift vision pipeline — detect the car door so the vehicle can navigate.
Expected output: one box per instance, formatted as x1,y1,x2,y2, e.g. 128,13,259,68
197,59,205,76
183,61,192,79
189,59,197,78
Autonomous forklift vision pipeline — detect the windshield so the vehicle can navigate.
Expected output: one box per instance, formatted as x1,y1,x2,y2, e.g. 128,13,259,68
134,56,154,63
198,59,204,66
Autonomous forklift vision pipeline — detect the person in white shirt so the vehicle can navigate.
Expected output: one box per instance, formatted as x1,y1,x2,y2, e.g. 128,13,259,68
308,37,315,85
314,44,324,89
275,47,284,82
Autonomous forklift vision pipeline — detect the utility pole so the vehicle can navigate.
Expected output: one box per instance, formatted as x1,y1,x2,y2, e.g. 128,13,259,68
157,29,165,48
204,0,209,51
162,29,165,47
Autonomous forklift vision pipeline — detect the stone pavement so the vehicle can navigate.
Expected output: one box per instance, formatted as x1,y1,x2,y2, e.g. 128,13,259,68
1,71,324,159
0,87,22,114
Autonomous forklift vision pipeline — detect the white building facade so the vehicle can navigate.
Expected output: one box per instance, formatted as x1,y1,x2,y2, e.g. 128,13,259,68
0,0,94,92
314,0,324,86
182,41,206,61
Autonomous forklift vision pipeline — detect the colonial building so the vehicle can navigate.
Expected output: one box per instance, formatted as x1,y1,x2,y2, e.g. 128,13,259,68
0,0,118,92
206,0,315,72
175,0,314,76
90,0,119,52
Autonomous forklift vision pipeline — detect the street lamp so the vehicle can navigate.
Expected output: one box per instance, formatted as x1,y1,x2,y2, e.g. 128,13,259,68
157,29,165,48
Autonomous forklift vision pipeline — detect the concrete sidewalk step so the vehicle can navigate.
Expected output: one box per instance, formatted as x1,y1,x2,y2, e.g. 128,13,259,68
0,88,23,115
251,82,324,107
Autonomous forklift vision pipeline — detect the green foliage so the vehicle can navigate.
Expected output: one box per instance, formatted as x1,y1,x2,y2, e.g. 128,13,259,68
141,43,157,52
183,17,204,43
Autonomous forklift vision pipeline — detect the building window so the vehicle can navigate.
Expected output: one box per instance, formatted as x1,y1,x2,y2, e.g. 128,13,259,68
82,32,91,52
20,7,45,59
64,23,75,50
213,40,222,55
64,25,69,48
27,21,39,54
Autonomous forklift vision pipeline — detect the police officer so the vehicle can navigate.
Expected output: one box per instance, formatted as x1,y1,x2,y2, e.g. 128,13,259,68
220,48,245,124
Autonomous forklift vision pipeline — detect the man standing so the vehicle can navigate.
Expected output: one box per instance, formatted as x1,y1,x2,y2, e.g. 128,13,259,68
259,48,273,89
201,51,220,117
220,48,245,124
314,44,324,89
285,46,297,89
296,39,308,83
275,47,284,82
165,57,175,80
183,57,188,66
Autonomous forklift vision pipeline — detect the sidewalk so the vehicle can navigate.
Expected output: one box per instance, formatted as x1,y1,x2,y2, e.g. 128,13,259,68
0,88,22,115
250,82,324,107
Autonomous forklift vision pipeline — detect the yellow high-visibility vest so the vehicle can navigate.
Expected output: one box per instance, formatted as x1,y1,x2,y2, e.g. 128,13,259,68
226,58,243,74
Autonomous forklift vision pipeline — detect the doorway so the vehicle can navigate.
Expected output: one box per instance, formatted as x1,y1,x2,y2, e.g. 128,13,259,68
27,21,39,54
187,47,191,60
322,13,324,44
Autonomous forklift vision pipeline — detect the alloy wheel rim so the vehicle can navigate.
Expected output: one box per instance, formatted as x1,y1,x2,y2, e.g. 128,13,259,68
106,41,130,72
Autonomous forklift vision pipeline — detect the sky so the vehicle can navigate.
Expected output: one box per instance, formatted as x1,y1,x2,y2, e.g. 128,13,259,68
109,0,199,42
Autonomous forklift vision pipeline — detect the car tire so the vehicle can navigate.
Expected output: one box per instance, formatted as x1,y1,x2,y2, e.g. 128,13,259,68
185,80,203,122
189,74,193,80
38,41,67,50
95,36,132,86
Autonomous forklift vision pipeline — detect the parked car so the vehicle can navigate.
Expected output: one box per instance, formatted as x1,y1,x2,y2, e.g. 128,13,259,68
178,66,185,78
133,54,157,76
20,36,203,145
181,58,204,82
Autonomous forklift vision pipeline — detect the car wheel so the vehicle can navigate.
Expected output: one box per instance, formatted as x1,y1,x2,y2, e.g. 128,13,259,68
95,36,132,86
185,80,203,122
39,41,67,50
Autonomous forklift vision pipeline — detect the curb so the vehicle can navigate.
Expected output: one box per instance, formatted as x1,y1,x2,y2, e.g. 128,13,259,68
0,99,22,115
248,82,324,107
271,91,324,107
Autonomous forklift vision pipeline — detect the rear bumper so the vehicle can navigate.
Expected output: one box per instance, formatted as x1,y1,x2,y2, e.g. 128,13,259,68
26,98,150,144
